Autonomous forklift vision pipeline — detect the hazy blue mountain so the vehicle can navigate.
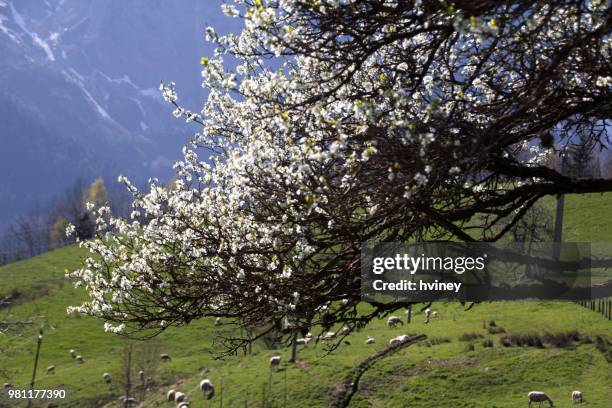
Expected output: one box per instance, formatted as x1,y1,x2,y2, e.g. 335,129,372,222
0,0,239,227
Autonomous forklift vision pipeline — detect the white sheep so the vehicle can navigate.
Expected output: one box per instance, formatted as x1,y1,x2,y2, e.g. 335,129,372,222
296,337,310,345
270,355,281,369
103,372,111,384
305,332,313,339
174,391,186,403
177,402,190,408
69,349,76,358
571,390,583,404
200,379,215,400
160,353,171,361
125,397,138,406
389,335,410,346
387,316,404,328
215,317,222,326
119,396,137,406
3,383,13,389
167,389,176,401
365,336,375,344
46,365,55,374
432,311,438,318
424,308,431,324
341,326,350,334
75,355,84,363
528,391,554,407
321,331,336,341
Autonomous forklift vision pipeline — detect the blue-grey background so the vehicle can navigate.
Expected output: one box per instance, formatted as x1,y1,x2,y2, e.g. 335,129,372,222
0,0,238,230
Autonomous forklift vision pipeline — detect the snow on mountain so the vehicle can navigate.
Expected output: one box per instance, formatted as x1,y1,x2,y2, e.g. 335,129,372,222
0,0,240,227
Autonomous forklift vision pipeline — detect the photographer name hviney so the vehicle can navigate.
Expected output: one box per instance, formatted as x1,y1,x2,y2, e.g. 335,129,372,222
372,279,462,293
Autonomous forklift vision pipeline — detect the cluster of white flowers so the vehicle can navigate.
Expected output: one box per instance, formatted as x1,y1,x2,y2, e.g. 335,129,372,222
67,0,612,335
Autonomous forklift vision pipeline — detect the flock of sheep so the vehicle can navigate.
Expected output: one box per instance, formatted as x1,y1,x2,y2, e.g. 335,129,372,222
0,311,592,406
527,390,584,406
163,355,283,407
166,378,214,408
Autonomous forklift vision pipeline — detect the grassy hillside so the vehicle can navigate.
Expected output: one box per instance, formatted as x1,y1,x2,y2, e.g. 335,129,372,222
0,193,610,408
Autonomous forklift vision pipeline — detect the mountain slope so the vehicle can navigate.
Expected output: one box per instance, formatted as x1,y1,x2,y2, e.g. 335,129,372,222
0,0,239,227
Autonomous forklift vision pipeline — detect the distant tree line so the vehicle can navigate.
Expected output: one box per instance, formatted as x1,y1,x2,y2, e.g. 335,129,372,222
549,139,612,179
0,177,133,266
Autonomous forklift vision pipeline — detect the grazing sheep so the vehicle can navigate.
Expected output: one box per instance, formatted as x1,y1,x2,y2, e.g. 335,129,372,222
296,337,310,345
528,391,554,407
389,335,410,346
124,397,138,406
46,365,55,374
75,355,84,363
424,308,431,324
305,332,313,339
69,349,76,358
167,389,176,401
387,316,404,328
571,390,583,404
103,372,111,384
138,370,144,381
215,317,222,326
365,336,375,344
174,391,186,403
321,331,336,341
3,383,13,389
160,353,171,361
341,326,350,334
270,356,280,367
432,311,438,318
177,402,190,408
200,379,215,400
270,355,281,369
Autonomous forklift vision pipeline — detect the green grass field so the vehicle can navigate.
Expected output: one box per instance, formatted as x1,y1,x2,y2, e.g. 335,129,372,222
0,194,610,407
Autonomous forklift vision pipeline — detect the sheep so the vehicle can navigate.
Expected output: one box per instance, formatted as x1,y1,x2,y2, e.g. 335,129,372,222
365,336,375,344
341,326,350,334
305,332,313,339
3,383,13,389
118,396,138,406
103,372,111,384
167,389,176,401
124,397,138,406
46,365,55,374
387,316,404,328
571,390,583,404
200,379,215,400
528,391,554,407
424,308,431,324
174,391,186,403
432,311,438,318
296,337,310,345
215,317,222,326
177,403,190,408
75,355,84,363
321,331,336,341
69,349,76,358
160,353,171,361
389,335,410,346
270,355,281,369
138,370,145,382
